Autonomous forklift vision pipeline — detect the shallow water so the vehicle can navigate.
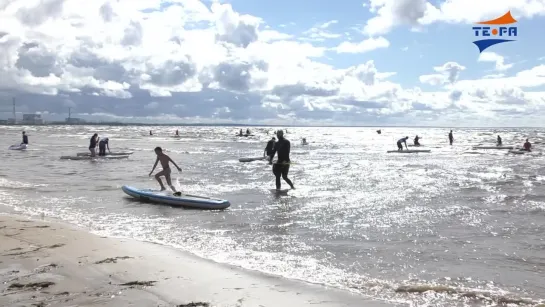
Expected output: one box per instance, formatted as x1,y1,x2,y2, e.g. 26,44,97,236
1,125,544,306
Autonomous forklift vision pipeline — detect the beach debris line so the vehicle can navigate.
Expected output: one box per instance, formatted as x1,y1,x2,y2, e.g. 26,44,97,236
94,256,133,264
120,280,156,287
3,243,65,256
8,281,55,290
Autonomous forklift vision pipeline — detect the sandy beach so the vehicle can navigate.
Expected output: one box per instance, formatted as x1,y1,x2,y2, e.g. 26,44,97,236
0,214,390,307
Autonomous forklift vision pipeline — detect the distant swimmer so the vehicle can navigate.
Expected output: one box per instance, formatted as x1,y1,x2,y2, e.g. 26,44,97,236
22,131,28,145
397,136,409,151
89,133,98,157
497,135,502,146
264,137,276,158
414,135,421,146
301,137,308,145
149,147,182,195
269,130,295,190
175,129,179,136
246,128,251,135
149,130,153,136
524,139,532,151
98,137,110,156
239,129,243,136
377,130,381,134
448,130,454,145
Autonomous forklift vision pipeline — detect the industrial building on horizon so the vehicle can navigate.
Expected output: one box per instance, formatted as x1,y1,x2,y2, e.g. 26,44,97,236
1,99,86,125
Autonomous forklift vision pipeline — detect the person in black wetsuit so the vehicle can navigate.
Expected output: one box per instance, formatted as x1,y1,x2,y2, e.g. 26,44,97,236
496,135,502,146
264,137,276,158
414,135,421,146
21,131,28,145
89,133,98,157
448,130,454,145
269,130,295,190
98,137,110,156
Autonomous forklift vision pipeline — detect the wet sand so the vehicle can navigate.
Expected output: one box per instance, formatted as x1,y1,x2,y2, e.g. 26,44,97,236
0,214,391,307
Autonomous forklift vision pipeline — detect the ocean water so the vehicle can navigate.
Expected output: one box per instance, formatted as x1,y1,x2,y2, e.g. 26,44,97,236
1,125,544,306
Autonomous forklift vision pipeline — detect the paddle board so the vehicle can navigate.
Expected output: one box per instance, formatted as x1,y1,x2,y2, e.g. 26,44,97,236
270,189,290,194
121,185,230,209
76,151,133,156
408,144,423,147
9,144,27,150
239,157,266,162
508,149,529,154
60,155,130,160
472,146,513,150
387,150,430,153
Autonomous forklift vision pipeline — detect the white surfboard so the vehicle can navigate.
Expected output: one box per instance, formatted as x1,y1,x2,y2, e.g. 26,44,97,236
76,151,133,156
387,149,430,153
8,144,27,150
472,146,513,150
508,149,529,154
60,155,130,160
270,189,290,194
239,157,266,162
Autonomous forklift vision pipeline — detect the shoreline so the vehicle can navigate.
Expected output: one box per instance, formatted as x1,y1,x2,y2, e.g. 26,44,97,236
0,213,392,307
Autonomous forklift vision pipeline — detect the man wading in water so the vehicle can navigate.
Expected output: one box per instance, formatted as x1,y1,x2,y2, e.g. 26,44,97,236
268,130,295,191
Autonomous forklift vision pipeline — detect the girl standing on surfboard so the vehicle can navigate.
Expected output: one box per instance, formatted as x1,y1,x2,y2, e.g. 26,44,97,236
149,147,182,196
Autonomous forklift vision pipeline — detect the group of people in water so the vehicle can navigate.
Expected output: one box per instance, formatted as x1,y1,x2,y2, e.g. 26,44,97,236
394,130,532,152
88,134,111,157
82,128,535,194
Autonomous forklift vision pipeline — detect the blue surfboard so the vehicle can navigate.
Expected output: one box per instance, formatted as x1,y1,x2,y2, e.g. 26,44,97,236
122,185,230,209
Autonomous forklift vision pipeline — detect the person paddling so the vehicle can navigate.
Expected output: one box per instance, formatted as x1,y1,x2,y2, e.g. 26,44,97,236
89,134,98,157
264,137,276,158
98,137,111,156
397,137,409,151
149,147,182,196
22,131,28,145
523,139,532,151
269,130,295,191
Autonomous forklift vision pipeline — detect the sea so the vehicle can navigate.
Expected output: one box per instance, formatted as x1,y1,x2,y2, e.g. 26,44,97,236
1,125,544,306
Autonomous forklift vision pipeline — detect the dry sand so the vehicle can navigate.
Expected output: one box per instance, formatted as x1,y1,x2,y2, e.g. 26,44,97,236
0,214,391,307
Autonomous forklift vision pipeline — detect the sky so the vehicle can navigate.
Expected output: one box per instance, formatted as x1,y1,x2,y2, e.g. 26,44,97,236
0,0,544,126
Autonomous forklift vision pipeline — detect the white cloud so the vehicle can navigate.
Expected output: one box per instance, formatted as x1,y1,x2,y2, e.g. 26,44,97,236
363,0,545,35
478,52,513,71
419,62,466,86
301,21,342,42
144,101,159,109
335,37,390,54
0,0,545,126
319,20,338,29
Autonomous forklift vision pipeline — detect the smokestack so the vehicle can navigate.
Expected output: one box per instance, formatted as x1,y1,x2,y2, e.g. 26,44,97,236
69,107,71,119
12,98,15,124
